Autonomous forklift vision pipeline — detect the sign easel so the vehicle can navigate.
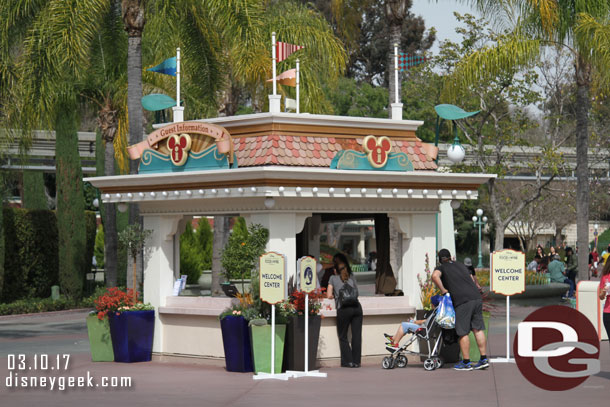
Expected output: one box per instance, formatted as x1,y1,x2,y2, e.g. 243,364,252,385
489,249,525,364
287,256,327,378
253,252,290,380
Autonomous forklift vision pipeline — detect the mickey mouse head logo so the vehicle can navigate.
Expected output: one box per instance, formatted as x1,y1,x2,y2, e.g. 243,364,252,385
363,135,391,168
167,134,192,166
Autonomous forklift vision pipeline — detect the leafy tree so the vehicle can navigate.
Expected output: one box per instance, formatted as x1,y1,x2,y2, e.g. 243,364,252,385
94,225,105,269
324,77,388,118
454,0,610,279
435,13,566,251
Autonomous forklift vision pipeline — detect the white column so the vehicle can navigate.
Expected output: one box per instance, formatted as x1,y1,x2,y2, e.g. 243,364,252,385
142,215,183,353
392,213,437,309
358,227,366,261
244,212,310,288
438,200,457,256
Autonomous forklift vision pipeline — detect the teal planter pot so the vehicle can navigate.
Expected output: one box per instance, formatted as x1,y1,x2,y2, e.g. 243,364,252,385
86,314,114,362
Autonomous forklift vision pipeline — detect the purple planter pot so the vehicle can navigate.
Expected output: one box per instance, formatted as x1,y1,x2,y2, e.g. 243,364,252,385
220,315,253,372
108,310,155,363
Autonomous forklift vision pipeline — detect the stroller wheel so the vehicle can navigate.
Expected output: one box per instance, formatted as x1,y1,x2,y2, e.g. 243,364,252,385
433,357,443,369
395,355,408,368
423,358,436,371
382,356,395,369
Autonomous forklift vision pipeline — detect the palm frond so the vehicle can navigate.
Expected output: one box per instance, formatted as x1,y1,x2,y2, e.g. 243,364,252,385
442,30,541,102
574,13,610,90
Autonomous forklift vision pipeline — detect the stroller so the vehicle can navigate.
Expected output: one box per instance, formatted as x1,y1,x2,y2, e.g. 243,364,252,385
381,307,446,371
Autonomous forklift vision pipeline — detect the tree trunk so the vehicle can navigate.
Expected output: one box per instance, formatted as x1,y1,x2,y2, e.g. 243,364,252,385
574,60,590,282
211,216,230,296
123,0,145,293
103,141,118,287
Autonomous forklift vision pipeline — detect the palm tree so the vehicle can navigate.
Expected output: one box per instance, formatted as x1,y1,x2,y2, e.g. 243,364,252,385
0,0,110,299
447,0,610,280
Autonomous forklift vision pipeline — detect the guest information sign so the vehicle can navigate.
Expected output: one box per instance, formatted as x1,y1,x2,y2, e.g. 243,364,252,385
259,252,286,305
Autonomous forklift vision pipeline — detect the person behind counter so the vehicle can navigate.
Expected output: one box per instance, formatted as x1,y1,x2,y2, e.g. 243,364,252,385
326,252,362,368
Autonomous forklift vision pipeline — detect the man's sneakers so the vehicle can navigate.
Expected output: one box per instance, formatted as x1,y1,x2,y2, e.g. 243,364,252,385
454,358,488,370
473,358,489,370
453,360,473,371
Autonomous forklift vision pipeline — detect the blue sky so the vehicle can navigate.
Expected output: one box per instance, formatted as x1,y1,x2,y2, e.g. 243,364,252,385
411,0,478,54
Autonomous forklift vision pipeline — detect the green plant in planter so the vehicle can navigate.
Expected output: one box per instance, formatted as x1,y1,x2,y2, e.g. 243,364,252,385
118,224,152,303
221,223,269,292
417,253,440,310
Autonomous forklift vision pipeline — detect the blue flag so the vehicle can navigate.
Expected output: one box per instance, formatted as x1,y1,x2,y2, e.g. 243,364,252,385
147,57,177,76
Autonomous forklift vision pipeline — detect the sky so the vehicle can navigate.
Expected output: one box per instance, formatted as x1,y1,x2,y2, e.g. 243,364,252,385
411,0,479,54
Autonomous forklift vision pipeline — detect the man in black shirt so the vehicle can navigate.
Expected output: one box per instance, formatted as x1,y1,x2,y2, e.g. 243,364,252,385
432,249,488,371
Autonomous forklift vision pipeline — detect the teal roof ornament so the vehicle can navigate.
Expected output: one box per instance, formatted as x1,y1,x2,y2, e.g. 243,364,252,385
141,94,178,112
434,104,480,164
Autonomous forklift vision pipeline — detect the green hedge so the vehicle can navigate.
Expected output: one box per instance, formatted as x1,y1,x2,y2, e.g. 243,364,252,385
1,207,96,303
0,297,88,316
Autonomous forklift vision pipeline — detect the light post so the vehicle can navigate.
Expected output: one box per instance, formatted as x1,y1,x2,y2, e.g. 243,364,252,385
594,223,599,250
472,209,488,269
433,104,480,252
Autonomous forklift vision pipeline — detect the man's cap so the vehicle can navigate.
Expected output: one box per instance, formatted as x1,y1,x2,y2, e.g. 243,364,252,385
554,254,561,260
431,295,442,308
463,257,473,267
438,249,451,260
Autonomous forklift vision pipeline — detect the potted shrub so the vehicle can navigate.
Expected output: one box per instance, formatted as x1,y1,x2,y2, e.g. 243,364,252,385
94,287,155,363
219,292,259,372
281,288,325,371
221,223,269,294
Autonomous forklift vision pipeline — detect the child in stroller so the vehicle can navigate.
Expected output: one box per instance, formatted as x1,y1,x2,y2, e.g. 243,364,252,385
381,295,445,371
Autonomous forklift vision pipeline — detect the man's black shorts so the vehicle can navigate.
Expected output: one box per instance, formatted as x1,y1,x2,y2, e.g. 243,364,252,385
454,299,485,337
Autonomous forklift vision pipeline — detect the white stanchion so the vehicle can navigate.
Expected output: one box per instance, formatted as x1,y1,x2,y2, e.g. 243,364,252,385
490,296,515,363
287,293,327,378
254,304,290,380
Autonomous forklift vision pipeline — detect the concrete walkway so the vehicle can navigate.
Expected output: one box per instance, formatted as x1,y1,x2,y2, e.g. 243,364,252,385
0,303,608,406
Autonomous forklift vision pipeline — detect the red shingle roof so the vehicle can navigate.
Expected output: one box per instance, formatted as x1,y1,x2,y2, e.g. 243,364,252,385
234,135,437,170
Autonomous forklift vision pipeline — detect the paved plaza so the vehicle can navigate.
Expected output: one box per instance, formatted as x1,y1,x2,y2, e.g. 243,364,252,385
0,301,608,407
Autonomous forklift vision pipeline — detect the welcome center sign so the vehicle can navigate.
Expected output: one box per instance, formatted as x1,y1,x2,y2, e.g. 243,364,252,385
491,249,525,296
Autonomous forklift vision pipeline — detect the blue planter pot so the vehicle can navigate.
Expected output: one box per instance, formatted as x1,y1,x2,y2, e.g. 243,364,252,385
220,315,253,372
108,310,155,363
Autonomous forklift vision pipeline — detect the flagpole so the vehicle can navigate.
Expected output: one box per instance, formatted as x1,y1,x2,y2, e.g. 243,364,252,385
394,44,399,104
272,32,277,96
296,59,300,114
173,48,184,123
176,47,181,107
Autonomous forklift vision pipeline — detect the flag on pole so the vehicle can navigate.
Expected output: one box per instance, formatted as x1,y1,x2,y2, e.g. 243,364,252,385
276,41,304,62
398,53,427,71
266,68,296,87
148,57,177,76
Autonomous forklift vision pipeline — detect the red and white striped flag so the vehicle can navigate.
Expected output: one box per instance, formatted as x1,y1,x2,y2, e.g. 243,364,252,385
276,41,304,62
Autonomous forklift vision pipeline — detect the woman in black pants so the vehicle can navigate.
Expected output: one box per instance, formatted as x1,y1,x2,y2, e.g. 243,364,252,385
327,253,363,368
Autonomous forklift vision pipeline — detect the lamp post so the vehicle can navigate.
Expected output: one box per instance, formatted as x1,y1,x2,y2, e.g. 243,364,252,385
472,209,488,269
